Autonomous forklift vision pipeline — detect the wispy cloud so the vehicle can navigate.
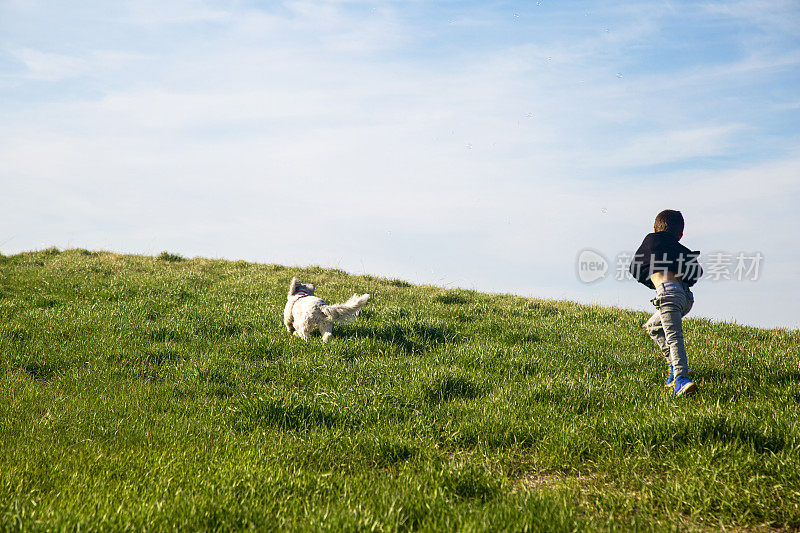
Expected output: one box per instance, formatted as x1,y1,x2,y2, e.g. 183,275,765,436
9,48,88,81
699,0,800,34
121,0,232,25
601,125,745,168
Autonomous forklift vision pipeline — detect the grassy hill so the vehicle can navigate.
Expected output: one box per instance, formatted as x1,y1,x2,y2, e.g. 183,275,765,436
1,248,798,531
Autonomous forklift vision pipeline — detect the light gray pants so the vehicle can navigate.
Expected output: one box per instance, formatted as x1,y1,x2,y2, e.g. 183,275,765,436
643,281,694,378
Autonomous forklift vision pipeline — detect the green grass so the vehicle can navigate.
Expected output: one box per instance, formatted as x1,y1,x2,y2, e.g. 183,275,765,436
0,248,798,531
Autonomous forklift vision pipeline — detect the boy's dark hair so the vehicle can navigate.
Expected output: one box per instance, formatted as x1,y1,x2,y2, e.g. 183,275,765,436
654,209,684,238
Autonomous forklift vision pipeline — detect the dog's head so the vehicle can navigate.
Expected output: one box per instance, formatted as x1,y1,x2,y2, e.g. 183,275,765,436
288,277,315,299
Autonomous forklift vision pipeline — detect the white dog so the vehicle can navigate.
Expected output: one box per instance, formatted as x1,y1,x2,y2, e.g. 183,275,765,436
283,277,370,342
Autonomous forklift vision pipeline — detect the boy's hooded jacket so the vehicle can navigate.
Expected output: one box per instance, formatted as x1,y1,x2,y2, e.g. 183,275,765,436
630,231,703,289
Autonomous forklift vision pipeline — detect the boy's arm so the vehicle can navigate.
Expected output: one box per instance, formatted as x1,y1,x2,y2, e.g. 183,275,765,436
629,234,656,289
678,245,703,286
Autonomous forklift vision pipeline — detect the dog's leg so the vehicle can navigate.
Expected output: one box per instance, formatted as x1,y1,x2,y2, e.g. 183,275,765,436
319,321,333,343
284,304,295,334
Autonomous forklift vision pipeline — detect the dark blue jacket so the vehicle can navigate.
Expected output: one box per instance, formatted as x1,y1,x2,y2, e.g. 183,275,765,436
629,232,702,289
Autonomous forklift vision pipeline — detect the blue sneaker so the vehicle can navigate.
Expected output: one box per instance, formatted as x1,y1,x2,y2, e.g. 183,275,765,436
664,365,675,388
664,365,693,388
673,375,697,397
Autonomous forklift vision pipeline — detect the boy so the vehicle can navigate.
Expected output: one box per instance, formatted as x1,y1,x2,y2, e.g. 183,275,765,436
630,210,703,397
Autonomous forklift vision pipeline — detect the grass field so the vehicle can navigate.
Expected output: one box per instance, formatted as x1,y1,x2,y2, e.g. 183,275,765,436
1,248,798,531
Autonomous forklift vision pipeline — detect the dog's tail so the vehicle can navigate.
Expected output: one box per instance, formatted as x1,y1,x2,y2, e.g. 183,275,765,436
322,294,370,322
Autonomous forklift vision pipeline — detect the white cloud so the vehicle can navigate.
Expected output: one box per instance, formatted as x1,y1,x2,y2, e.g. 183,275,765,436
122,0,231,25
602,125,744,168
10,48,88,81
699,0,800,34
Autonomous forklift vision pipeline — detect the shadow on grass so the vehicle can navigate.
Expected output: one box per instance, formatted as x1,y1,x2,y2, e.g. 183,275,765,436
525,300,562,316
33,296,60,309
526,387,595,415
424,375,488,405
616,415,790,454
197,366,238,398
3,327,73,381
17,358,66,381
2,327,29,344
145,319,245,343
358,439,418,468
696,368,800,390
233,396,342,432
435,291,473,305
193,320,244,339
142,346,183,366
441,463,502,502
338,321,460,354
513,361,539,376
498,329,539,345
147,327,189,343
234,336,286,361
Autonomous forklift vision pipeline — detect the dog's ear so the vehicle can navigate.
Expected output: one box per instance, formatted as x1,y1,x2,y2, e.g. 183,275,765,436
289,277,301,296
306,283,315,295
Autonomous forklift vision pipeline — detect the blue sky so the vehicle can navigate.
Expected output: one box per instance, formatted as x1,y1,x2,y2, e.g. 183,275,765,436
1,0,798,329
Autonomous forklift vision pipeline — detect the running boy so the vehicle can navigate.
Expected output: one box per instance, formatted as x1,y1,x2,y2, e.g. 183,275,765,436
630,210,703,397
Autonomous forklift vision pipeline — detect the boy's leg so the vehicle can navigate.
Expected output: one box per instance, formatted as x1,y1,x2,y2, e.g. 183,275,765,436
658,292,690,378
644,311,671,365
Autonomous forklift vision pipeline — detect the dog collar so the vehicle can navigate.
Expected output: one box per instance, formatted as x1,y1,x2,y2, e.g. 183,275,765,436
288,290,310,317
